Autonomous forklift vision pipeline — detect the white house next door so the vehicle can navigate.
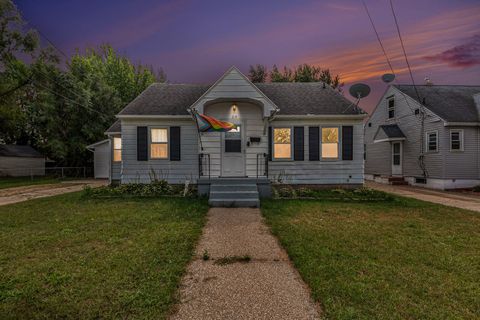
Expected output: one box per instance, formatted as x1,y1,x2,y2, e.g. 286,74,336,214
221,125,245,177
391,142,402,176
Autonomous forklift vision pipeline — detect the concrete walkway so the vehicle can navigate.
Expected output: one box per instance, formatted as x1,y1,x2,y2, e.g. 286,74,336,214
0,179,107,206
367,181,480,212
171,208,320,320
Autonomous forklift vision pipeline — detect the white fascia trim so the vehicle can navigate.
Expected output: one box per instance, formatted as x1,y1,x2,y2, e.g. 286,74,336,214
105,131,121,136
444,121,480,127
274,114,367,120
86,139,110,150
373,137,406,143
116,115,193,119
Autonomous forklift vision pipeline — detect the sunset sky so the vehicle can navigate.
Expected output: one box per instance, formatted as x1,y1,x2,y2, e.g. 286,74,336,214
16,0,480,112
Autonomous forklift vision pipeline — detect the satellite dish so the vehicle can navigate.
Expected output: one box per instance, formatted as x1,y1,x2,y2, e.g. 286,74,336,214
381,73,395,83
349,83,371,99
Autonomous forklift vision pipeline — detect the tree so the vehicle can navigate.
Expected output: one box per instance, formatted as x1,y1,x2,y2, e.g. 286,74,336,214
248,64,267,83
268,63,343,90
0,0,39,144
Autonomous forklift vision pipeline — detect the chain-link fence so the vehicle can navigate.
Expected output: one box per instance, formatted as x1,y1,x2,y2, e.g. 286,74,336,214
0,167,93,180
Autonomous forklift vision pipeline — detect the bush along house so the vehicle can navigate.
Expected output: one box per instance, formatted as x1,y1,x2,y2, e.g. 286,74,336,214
365,84,480,190
89,67,367,206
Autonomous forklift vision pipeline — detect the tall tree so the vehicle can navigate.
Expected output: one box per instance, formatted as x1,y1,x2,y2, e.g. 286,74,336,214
269,63,343,90
248,64,267,83
270,64,293,82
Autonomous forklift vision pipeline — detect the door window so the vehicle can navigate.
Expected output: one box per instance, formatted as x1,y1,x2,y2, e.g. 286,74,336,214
225,126,241,153
393,143,401,165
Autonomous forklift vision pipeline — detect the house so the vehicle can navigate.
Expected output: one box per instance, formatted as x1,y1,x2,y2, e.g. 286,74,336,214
0,144,45,177
365,84,480,190
89,67,367,205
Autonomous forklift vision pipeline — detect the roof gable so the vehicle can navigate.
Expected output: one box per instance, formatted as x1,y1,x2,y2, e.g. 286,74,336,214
190,66,278,117
0,145,43,158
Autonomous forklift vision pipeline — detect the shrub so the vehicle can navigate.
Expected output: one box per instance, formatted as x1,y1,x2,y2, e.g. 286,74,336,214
82,180,197,198
473,185,480,192
272,186,393,202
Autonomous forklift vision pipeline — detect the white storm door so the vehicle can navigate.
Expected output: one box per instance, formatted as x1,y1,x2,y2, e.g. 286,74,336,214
221,125,245,177
391,142,402,176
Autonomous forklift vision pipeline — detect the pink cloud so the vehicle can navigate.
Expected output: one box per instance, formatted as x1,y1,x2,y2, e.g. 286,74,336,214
423,34,480,68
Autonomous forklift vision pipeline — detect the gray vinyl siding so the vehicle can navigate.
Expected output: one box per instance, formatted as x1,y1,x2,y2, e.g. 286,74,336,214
120,119,198,184
443,126,480,179
269,119,364,184
0,156,45,176
365,86,444,178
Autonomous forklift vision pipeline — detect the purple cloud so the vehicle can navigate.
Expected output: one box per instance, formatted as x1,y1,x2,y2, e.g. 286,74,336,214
423,34,480,67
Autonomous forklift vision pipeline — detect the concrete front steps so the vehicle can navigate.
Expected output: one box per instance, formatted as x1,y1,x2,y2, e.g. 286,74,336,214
208,178,260,208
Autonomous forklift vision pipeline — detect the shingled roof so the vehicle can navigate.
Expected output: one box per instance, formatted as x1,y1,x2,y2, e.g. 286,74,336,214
394,85,480,122
0,145,43,158
117,82,365,116
105,120,121,133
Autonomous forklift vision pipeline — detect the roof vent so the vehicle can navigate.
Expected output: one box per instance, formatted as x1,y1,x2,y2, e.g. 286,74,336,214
424,76,433,86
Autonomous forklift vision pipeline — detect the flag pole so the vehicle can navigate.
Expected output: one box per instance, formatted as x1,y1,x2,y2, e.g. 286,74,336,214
191,108,204,151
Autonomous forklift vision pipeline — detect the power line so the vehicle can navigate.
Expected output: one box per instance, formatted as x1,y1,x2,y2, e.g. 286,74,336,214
0,78,31,98
389,0,422,102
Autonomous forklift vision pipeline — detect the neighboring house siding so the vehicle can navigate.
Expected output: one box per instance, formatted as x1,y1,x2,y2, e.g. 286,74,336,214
93,141,110,179
365,86,444,178
0,157,45,176
269,119,364,184
202,102,267,178
443,126,479,179
121,119,198,184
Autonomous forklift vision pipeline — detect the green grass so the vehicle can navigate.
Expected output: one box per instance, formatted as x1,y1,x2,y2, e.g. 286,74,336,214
0,193,208,319
0,176,64,189
262,196,480,320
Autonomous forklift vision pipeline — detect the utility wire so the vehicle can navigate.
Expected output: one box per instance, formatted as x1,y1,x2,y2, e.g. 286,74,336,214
0,77,31,98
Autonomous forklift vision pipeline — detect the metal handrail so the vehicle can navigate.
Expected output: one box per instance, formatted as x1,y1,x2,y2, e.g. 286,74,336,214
256,153,268,180
199,153,211,180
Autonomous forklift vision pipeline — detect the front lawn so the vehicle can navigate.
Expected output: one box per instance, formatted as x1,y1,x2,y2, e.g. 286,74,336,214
0,193,208,319
262,196,480,320
0,176,63,189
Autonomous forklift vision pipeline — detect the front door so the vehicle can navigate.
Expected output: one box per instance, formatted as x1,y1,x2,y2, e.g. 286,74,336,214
391,142,402,176
221,125,245,177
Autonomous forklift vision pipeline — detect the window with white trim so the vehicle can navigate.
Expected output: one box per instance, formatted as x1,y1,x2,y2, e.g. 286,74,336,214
426,131,438,152
450,129,464,151
273,128,291,159
150,128,168,159
387,97,395,119
322,127,339,159
113,137,122,162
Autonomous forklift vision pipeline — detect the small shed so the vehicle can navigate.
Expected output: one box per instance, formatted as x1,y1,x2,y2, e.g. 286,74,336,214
86,139,110,179
0,144,46,177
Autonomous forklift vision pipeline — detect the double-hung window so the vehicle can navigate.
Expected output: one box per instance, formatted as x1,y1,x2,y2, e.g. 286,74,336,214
450,129,464,151
273,128,291,159
387,97,395,119
113,137,122,162
322,127,339,159
426,131,438,152
150,128,168,159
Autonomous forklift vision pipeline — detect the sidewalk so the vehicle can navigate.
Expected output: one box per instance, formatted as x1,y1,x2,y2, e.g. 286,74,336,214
171,208,320,320
0,179,107,206
366,181,480,212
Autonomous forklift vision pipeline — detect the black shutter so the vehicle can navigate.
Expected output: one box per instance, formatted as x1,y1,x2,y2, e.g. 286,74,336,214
137,126,148,161
294,127,304,161
342,126,353,160
170,126,181,161
309,127,320,161
268,126,272,161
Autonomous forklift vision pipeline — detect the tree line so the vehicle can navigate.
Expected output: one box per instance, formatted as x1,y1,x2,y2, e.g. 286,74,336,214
0,0,163,166
248,64,343,89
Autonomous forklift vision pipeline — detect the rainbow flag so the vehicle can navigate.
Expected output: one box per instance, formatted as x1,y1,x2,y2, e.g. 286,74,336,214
193,111,237,132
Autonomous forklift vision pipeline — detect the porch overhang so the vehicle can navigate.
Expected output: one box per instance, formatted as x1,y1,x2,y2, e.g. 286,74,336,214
374,137,406,143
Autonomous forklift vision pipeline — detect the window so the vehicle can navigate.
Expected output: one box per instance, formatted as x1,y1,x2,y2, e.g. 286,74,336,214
450,130,464,151
150,128,168,159
387,97,395,119
273,128,291,159
322,127,339,159
225,126,241,153
426,131,438,152
113,137,122,162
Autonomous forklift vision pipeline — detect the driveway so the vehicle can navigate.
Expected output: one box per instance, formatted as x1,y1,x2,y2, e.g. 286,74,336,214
171,208,320,320
0,179,107,206
367,181,480,212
